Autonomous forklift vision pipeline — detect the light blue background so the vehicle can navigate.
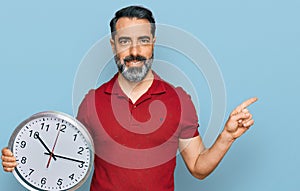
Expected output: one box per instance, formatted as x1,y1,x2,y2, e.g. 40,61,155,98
1,0,299,191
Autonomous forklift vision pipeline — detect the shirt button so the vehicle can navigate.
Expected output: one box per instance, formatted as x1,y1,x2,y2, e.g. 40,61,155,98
133,105,137,108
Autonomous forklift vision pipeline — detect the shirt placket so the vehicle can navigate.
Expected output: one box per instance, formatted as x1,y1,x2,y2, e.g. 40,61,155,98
128,94,152,129
129,101,141,128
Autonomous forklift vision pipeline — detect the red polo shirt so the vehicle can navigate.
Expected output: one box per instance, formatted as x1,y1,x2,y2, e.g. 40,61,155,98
77,73,199,191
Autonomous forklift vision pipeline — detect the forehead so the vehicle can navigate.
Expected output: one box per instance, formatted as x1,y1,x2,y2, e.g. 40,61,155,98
115,17,152,37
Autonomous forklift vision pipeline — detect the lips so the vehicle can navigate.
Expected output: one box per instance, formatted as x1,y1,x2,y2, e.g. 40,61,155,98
125,60,144,67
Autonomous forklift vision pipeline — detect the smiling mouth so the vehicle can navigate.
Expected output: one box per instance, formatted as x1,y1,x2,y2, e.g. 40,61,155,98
125,60,144,67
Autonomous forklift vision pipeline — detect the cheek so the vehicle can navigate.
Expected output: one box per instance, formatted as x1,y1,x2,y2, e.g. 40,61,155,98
117,52,129,62
115,46,130,56
115,49,128,60
141,46,154,58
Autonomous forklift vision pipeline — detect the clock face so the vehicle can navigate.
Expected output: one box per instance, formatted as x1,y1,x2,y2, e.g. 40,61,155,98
8,111,94,191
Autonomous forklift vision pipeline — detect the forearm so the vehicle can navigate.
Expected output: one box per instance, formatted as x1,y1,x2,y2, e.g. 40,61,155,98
192,131,234,179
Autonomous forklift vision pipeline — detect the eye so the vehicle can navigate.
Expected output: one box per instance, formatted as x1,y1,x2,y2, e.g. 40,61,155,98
139,38,150,44
119,39,131,46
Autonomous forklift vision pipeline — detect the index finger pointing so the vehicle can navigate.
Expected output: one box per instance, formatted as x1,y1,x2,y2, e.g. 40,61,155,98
242,97,258,108
231,97,258,116
239,97,258,110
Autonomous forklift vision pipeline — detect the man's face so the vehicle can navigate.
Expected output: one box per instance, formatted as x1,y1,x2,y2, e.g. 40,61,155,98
111,17,155,82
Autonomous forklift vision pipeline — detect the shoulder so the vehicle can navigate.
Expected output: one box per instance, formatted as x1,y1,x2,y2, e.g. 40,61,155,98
87,73,118,98
156,77,191,99
155,76,195,109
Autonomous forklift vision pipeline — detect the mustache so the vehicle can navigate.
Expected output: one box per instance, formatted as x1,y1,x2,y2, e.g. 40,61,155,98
123,55,147,63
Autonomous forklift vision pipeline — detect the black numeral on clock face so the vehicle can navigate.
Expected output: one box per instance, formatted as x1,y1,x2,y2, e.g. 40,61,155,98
73,134,77,141
57,178,63,186
20,141,26,148
41,177,47,185
40,123,50,131
21,157,27,164
69,173,74,180
29,130,39,139
77,147,84,155
78,162,85,168
56,123,66,132
28,168,34,176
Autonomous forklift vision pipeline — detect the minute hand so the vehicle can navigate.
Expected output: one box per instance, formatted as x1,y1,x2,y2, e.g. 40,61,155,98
44,152,85,163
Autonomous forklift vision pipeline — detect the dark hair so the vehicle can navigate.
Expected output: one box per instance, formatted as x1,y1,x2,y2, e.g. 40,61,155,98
110,5,156,39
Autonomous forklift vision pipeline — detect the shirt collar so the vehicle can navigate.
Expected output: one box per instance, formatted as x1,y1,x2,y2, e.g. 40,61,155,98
104,72,166,96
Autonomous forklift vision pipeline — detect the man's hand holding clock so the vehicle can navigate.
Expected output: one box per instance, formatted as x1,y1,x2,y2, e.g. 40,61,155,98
1,148,16,172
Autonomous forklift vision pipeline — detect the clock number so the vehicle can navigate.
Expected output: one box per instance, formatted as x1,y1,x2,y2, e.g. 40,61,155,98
20,141,26,148
73,134,77,141
60,124,66,132
21,157,27,164
57,178,63,186
28,168,34,176
41,177,47,185
29,130,39,139
41,123,50,131
78,162,85,168
56,123,66,132
69,173,74,180
77,147,84,155
34,132,39,139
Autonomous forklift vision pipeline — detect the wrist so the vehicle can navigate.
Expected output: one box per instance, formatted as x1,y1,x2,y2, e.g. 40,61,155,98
212,130,235,155
220,130,235,145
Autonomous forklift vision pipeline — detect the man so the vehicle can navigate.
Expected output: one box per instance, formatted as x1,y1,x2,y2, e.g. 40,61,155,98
2,5,257,190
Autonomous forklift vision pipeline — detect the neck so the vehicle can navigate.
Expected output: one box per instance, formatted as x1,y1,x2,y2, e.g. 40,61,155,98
118,70,154,103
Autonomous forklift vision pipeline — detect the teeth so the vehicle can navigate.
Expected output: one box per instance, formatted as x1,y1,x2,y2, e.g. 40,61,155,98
127,61,141,65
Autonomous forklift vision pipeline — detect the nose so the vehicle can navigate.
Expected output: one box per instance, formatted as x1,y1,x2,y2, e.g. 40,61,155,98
129,42,139,57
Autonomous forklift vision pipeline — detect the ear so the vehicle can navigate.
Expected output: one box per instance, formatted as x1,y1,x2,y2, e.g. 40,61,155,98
152,36,156,49
152,36,156,44
110,38,116,54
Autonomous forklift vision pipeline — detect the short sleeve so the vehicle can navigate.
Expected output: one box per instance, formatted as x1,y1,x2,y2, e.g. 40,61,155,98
76,90,96,136
176,87,200,139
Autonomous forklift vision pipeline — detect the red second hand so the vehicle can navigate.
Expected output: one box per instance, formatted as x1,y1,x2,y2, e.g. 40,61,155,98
46,125,62,168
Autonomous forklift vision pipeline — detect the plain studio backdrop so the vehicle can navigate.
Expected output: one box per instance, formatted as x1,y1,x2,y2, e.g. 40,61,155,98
0,1,299,191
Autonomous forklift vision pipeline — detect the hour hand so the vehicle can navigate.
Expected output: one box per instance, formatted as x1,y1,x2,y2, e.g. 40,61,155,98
36,135,57,161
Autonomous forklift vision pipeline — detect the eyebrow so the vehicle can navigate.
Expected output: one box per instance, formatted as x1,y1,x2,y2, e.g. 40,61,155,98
138,36,151,40
118,36,131,41
118,36,151,41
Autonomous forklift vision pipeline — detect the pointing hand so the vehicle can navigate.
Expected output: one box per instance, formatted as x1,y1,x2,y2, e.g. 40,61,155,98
225,97,258,140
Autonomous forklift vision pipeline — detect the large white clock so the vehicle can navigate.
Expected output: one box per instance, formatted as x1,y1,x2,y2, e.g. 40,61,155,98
8,111,94,191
